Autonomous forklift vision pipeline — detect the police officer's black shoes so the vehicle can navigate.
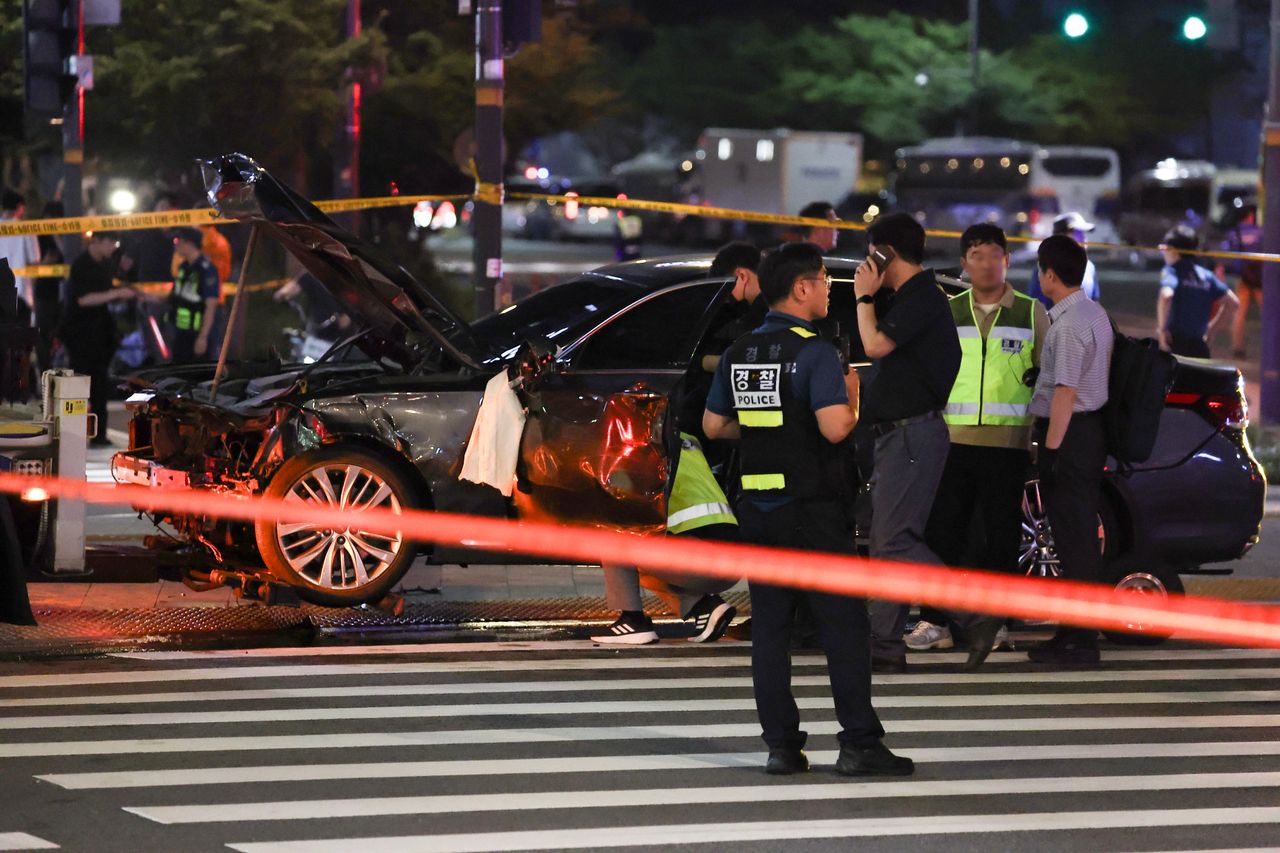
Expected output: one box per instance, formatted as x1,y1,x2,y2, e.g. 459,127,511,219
687,595,736,643
765,747,809,775
962,619,1004,671
834,742,915,777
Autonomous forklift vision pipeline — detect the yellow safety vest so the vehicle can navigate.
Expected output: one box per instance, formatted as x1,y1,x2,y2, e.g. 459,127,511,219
943,288,1037,427
667,432,737,534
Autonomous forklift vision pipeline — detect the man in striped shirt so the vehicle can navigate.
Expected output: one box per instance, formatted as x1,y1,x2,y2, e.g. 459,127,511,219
1027,235,1114,668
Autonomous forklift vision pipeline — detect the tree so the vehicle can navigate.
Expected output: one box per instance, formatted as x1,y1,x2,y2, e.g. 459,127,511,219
85,0,381,194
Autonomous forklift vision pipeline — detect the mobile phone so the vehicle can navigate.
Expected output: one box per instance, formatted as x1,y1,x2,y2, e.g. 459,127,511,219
870,246,896,273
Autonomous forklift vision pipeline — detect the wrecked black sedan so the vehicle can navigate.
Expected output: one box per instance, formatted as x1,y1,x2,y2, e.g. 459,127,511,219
113,153,1264,616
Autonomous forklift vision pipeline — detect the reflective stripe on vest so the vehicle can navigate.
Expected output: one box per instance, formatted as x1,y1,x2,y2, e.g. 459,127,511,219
739,410,783,428
667,432,737,534
741,473,786,491
944,288,1037,428
668,501,735,532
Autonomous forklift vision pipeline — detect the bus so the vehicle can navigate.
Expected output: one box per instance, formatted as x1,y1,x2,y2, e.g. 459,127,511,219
892,138,1121,242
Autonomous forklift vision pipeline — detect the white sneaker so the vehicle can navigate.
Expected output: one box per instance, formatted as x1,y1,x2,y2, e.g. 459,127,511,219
591,613,659,645
905,620,954,650
993,624,1011,651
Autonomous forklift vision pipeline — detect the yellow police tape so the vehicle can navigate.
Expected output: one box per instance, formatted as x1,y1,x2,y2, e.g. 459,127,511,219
3,188,1276,266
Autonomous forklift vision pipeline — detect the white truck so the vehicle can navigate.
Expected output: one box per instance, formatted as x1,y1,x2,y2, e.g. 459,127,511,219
695,128,863,217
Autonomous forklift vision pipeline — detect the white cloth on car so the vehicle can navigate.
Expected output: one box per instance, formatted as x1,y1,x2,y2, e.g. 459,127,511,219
459,371,526,496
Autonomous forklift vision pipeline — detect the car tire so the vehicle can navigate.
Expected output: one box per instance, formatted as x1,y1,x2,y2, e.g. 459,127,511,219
1102,570,1183,646
1019,478,1114,579
256,446,417,607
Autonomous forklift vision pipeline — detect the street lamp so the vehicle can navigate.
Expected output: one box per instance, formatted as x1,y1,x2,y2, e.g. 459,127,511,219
1182,15,1208,41
1063,12,1089,39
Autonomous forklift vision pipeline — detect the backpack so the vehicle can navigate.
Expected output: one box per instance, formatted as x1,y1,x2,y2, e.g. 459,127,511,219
1104,318,1177,465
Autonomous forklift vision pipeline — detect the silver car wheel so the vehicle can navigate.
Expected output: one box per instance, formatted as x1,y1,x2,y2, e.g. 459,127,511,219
277,463,403,590
1020,478,1105,579
1112,572,1170,634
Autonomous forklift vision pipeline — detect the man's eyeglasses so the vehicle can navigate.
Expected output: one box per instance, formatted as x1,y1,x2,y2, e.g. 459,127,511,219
801,272,832,288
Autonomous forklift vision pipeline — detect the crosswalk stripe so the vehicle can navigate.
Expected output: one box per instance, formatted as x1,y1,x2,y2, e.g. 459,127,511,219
36,736,1280,790
114,646,1280,663
5,691,1280,730
5,650,1280,689
124,769,1280,824
222,807,1280,853
0,834,58,851
7,691,1280,732
8,672,1280,708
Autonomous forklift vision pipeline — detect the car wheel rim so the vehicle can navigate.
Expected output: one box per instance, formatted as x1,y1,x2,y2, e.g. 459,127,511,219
1020,479,1105,579
277,464,403,590
1114,572,1169,634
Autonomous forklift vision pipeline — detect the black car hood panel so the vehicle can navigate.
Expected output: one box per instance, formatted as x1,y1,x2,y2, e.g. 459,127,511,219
202,153,481,370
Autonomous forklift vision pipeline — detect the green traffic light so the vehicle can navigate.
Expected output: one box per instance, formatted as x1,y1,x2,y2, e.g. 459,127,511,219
1183,15,1207,40
1063,12,1089,39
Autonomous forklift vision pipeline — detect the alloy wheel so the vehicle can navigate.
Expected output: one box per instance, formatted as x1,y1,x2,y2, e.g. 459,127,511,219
276,463,404,590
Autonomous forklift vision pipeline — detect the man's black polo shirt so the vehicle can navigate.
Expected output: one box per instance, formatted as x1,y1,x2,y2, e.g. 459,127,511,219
861,268,961,425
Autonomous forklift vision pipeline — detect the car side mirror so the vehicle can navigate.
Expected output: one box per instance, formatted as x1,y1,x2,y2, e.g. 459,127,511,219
510,334,559,387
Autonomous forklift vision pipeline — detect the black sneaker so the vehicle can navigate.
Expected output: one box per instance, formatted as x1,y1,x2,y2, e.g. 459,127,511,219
590,613,658,645
765,747,809,775
834,742,914,777
687,595,736,643
1027,640,1101,668
871,654,907,674
962,618,1003,672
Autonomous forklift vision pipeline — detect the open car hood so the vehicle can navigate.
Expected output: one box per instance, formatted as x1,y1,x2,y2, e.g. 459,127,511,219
201,153,481,370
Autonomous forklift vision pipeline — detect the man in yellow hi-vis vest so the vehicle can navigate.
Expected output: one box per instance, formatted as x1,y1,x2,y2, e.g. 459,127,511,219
908,224,1049,654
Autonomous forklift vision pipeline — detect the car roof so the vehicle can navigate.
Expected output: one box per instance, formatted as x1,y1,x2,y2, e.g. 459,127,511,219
583,253,869,290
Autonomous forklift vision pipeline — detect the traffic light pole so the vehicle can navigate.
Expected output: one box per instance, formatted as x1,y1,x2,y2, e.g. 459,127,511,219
1262,0,1280,422
61,0,83,255
472,0,503,319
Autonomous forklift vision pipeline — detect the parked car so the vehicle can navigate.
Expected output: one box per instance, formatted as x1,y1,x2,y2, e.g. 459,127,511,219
113,154,1265,641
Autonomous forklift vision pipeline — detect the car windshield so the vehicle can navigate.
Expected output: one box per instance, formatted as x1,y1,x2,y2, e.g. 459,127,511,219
466,277,646,362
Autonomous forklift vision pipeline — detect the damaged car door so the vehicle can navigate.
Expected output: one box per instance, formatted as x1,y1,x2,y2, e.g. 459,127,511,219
516,281,732,532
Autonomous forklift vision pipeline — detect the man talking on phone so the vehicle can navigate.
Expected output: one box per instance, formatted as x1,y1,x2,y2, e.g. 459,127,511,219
853,213,1001,672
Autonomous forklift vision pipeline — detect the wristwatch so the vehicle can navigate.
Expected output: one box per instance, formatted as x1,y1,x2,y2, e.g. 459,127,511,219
856,294,876,305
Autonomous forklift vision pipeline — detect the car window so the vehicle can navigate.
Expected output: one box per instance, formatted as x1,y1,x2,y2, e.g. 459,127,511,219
466,277,644,360
574,282,722,370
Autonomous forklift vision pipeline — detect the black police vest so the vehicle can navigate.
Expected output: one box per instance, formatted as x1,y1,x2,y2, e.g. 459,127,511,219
723,324,849,502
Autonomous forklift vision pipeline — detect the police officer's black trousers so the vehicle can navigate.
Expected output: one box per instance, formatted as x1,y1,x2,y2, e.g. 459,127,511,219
738,500,885,750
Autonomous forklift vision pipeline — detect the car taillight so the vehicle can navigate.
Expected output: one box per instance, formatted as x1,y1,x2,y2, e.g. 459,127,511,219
1165,391,1248,430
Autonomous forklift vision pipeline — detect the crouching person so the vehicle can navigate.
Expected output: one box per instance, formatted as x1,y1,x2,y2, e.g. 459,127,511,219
592,432,739,645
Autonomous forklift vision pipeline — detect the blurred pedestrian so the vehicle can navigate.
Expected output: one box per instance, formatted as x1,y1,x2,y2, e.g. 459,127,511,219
168,227,220,363
1215,203,1262,359
854,213,1000,673
1027,213,1099,307
797,201,839,253
1156,224,1237,359
704,241,912,778
62,232,138,447
1026,235,1113,668
912,224,1048,655
32,201,66,371
0,190,40,315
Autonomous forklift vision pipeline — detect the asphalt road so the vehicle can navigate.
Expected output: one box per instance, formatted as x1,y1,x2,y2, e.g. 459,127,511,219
4,640,1280,852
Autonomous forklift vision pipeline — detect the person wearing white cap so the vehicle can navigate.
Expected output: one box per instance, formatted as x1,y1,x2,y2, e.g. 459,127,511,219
1026,212,1099,308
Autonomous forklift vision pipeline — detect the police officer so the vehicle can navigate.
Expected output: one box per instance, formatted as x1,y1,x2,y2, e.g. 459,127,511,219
704,241,912,778
168,227,221,363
